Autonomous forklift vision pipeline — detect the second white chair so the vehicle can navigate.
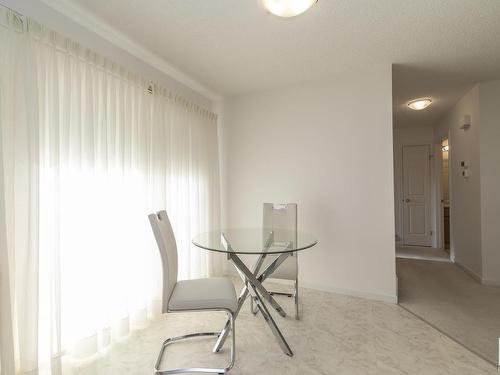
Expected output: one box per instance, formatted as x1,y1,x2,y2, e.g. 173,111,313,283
251,203,299,320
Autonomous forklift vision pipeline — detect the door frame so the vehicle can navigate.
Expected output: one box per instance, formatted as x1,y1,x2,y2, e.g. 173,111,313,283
434,142,443,249
436,133,454,259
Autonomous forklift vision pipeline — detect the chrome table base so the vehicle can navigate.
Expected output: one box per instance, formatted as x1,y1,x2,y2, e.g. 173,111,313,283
251,278,299,320
213,242,294,357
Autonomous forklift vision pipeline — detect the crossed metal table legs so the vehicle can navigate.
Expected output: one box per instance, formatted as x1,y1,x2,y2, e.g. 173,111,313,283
213,249,294,357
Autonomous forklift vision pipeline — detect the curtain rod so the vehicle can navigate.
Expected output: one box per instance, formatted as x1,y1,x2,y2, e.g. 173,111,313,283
0,2,25,33
0,2,24,18
0,1,217,122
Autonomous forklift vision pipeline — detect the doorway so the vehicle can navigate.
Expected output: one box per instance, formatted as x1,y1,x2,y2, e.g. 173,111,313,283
440,138,450,252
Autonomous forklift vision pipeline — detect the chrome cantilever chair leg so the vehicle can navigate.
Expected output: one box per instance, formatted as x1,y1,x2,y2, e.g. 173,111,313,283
249,261,299,320
264,278,299,320
155,311,235,375
252,288,299,319
250,297,259,315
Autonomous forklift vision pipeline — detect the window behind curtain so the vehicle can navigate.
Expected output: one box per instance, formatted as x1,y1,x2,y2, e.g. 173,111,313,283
1,10,221,374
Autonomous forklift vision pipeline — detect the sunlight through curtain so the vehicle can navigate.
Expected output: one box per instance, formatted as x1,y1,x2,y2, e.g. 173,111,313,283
0,7,221,374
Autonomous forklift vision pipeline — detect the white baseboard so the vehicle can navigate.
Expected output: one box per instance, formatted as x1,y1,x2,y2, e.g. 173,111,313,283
482,278,500,287
223,259,399,305
454,260,483,283
222,272,397,304
454,261,500,287
300,281,398,304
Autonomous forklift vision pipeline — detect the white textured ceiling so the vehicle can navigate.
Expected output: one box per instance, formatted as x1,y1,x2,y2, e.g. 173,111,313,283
392,65,476,128
59,0,500,125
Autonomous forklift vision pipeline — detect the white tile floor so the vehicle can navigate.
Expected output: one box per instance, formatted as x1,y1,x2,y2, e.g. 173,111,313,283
67,281,496,375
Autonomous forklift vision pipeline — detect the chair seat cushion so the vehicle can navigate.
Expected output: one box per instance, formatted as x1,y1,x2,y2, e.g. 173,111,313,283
261,253,297,280
168,277,237,313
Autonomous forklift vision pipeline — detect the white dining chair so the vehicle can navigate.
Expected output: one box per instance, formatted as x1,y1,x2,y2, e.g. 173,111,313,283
149,210,237,374
251,203,299,320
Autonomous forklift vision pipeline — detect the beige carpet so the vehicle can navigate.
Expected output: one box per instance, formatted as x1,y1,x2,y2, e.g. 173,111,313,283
397,258,500,365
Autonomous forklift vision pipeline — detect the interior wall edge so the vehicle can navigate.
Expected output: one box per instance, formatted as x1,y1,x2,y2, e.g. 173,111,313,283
434,85,483,277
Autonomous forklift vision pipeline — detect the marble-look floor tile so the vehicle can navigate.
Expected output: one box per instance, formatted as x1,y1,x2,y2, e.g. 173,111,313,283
67,280,496,375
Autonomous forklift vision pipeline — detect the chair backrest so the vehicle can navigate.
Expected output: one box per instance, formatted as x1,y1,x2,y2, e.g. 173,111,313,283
148,210,178,313
263,203,297,249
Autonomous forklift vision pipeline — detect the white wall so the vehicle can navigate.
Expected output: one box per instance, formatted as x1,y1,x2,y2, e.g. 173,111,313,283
221,67,397,303
392,126,436,246
479,80,500,286
433,82,500,285
435,86,483,279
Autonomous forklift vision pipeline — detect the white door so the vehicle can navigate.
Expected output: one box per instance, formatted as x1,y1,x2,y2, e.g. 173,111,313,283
402,145,432,246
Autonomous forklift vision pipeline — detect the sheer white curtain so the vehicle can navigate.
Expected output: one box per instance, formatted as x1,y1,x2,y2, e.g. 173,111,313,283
0,9,40,375
0,8,221,375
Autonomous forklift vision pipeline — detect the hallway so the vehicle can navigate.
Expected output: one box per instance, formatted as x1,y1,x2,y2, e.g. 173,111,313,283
396,246,450,262
397,258,500,365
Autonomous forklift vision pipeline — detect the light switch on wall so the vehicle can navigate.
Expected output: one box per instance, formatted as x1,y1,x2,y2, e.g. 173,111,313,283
460,160,470,179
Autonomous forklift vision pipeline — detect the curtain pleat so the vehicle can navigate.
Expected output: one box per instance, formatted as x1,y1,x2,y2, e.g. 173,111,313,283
0,7,221,375
0,8,40,374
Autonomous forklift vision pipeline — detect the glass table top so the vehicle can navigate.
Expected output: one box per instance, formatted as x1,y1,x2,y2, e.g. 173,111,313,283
192,228,318,254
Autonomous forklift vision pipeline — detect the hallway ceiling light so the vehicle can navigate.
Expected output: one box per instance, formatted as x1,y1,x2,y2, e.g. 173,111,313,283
262,0,318,17
407,98,432,111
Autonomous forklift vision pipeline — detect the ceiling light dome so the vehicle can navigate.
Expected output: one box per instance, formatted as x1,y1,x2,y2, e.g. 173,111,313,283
407,98,432,111
262,0,318,18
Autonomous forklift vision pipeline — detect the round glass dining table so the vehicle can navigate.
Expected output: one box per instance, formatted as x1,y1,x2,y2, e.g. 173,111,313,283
192,228,318,357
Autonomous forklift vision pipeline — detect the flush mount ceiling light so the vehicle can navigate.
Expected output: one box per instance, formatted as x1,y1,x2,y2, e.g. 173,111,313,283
407,98,432,111
262,0,318,17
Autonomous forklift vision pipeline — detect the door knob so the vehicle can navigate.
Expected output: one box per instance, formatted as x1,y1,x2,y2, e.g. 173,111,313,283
405,198,410,203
